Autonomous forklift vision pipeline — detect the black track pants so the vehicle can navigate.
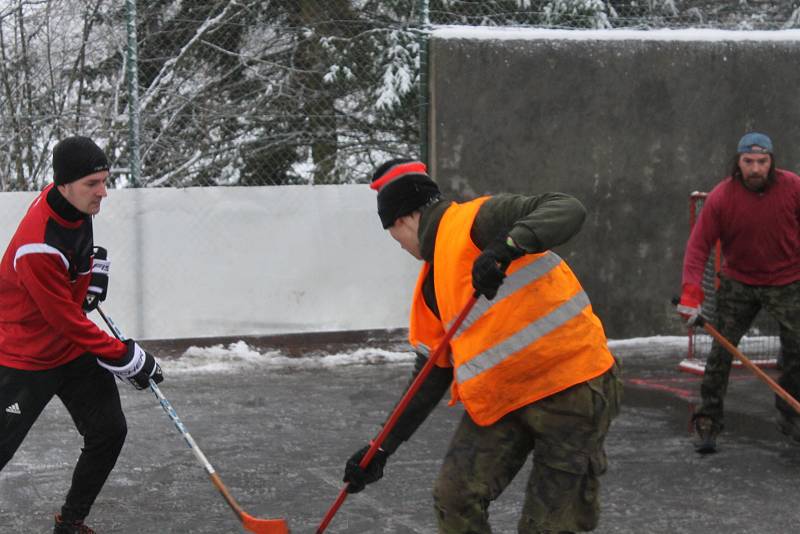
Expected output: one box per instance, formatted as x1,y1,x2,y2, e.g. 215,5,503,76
0,354,127,521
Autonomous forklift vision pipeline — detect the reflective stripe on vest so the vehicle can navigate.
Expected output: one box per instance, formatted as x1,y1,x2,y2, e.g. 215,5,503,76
409,197,614,426
447,251,563,333
456,289,590,383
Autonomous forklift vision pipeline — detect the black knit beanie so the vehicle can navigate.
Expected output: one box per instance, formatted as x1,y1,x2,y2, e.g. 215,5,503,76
370,159,441,229
53,136,109,185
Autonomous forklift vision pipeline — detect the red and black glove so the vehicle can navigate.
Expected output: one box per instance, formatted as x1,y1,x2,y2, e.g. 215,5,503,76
677,284,704,325
83,246,109,312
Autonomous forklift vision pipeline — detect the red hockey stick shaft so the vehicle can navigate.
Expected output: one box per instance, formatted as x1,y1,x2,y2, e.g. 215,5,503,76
316,294,479,533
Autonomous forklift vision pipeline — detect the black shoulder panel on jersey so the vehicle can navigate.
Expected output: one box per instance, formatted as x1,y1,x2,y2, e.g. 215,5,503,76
44,218,93,280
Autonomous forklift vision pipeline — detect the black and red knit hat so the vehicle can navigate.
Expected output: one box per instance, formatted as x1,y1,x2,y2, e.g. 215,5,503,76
53,136,109,185
370,159,441,229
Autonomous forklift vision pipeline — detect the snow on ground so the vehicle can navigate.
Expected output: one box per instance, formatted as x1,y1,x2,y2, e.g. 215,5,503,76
161,333,781,375
163,335,689,376
163,341,417,375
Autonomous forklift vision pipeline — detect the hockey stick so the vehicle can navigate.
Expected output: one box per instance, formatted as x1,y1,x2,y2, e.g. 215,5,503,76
95,306,289,534
673,299,800,416
316,293,479,534
699,319,800,416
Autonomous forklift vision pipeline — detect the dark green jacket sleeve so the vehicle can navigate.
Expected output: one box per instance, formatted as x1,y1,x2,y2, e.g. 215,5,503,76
471,192,587,252
381,352,453,455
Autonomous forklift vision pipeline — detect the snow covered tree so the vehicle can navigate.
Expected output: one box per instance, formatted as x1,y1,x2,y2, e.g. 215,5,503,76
121,0,425,186
0,0,122,191
2,0,800,190
544,0,615,29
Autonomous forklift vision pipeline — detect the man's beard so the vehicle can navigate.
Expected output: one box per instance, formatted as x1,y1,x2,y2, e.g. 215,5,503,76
743,173,768,192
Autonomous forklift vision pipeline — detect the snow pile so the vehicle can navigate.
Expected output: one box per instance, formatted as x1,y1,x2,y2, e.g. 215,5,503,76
162,335,716,375
164,340,416,375
607,335,686,349
607,336,688,359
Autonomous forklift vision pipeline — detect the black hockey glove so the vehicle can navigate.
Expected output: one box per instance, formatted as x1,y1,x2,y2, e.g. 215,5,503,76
343,444,389,494
83,246,110,312
97,340,164,390
471,236,525,300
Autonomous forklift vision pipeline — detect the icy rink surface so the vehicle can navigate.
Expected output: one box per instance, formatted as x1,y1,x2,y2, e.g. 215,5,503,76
2,332,800,533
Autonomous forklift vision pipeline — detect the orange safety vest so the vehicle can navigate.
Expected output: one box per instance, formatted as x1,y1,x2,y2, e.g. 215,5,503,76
409,197,615,426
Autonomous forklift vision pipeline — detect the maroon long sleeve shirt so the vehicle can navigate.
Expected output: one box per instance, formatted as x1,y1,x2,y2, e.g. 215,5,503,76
682,169,800,289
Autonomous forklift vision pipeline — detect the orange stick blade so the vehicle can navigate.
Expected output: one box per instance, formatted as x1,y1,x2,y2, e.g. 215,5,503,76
241,512,290,534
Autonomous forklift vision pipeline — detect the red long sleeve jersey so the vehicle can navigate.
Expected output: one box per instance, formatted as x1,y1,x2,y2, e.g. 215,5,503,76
682,169,800,288
0,184,125,370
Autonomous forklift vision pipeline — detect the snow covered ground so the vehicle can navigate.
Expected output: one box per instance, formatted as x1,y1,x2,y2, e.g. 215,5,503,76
2,333,800,533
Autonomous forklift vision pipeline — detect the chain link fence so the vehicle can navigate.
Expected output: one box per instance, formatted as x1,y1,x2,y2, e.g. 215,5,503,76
1,0,799,191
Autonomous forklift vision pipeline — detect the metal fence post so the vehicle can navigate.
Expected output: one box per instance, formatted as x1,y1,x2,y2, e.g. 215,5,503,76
418,0,430,164
125,0,145,336
125,0,141,189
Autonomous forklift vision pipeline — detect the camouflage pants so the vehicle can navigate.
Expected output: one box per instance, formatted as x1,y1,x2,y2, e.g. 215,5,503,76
432,362,622,534
697,276,800,425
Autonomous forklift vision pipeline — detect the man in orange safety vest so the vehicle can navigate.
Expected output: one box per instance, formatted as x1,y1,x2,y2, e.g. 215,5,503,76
342,159,622,533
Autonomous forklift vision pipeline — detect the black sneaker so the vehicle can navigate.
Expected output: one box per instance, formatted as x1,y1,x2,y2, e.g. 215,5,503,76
53,514,96,534
776,411,800,443
693,415,720,454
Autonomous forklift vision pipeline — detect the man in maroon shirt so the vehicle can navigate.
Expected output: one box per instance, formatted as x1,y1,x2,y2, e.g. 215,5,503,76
678,132,800,454
0,136,164,534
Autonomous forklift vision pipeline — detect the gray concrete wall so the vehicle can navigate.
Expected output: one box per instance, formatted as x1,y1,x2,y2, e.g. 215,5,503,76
428,28,800,338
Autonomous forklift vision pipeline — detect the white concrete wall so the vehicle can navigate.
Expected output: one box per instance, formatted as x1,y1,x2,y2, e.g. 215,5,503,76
0,186,419,340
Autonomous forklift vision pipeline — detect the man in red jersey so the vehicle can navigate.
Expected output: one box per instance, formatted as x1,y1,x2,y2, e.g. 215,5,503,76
0,136,163,534
678,132,800,454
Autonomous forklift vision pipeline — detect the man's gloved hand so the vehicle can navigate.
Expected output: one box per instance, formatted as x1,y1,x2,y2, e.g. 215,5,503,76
343,444,389,494
472,236,525,300
83,246,110,312
677,283,704,325
97,340,164,390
